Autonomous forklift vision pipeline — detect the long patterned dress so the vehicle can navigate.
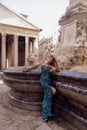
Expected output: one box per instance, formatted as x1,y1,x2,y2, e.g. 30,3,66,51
40,65,54,118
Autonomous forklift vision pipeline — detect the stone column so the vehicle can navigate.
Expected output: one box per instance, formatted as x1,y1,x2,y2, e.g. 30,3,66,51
1,33,6,69
33,37,39,63
14,35,18,66
25,36,29,66
34,37,39,54
30,41,33,53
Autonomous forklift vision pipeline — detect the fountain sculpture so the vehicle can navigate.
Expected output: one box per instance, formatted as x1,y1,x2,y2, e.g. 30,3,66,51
55,0,87,71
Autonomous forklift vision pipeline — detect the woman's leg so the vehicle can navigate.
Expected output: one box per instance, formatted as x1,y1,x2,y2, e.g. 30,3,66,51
52,87,56,95
42,87,53,119
51,87,56,115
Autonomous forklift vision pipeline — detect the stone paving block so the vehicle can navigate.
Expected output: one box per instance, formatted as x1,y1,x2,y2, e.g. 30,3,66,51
18,125,31,130
36,122,52,130
0,125,17,130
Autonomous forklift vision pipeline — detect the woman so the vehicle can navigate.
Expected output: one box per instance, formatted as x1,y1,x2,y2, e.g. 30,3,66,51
23,55,59,122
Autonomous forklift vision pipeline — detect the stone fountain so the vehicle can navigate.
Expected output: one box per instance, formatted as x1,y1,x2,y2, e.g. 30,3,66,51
56,0,87,72
3,67,43,112
2,0,87,130
2,66,87,130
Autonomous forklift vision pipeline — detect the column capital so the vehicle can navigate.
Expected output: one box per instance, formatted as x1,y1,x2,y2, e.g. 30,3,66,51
14,35,18,39
25,36,29,43
1,33,6,37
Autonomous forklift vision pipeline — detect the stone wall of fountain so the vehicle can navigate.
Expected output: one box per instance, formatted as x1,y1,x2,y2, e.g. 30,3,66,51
2,67,87,130
53,70,87,130
3,67,43,112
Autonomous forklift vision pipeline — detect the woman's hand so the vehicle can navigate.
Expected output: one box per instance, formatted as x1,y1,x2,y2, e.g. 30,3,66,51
22,62,41,73
52,87,56,95
49,65,56,72
22,69,29,73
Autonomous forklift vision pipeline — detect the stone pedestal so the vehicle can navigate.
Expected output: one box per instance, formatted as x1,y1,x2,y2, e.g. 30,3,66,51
56,0,87,72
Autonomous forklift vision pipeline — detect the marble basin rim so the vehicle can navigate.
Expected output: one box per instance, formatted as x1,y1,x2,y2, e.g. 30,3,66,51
2,66,43,111
2,66,42,93
3,67,87,98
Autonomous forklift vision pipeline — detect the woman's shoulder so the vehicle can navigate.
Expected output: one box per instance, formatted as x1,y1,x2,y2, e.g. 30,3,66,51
42,60,48,66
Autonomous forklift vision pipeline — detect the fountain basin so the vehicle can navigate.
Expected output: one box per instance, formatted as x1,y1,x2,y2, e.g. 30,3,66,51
2,67,87,130
53,70,87,130
54,71,87,105
3,67,43,111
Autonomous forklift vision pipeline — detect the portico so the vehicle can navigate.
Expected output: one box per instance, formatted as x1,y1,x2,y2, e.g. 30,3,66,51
0,3,40,69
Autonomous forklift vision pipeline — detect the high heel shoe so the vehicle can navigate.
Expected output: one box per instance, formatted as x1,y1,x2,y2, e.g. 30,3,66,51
43,118,48,122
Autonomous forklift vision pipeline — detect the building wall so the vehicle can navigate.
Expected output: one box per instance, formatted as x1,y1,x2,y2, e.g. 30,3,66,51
39,37,53,61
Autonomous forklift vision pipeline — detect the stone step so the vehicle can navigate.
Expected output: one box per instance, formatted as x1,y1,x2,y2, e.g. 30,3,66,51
48,119,79,130
0,72,3,79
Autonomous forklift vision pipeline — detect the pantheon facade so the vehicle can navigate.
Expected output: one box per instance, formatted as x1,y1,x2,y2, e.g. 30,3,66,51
0,3,40,69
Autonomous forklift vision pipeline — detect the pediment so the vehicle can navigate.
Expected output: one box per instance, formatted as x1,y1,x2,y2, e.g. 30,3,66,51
0,3,40,31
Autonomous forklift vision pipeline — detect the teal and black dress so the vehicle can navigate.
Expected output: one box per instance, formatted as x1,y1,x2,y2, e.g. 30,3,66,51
40,65,54,118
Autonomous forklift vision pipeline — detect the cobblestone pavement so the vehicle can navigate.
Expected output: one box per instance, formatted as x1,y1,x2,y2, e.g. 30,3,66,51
0,79,78,130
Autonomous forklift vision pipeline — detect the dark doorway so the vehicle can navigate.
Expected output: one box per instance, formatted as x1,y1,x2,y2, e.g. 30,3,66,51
0,34,1,69
18,36,25,66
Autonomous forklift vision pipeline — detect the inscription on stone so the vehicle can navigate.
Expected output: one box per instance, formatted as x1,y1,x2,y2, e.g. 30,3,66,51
62,22,76,46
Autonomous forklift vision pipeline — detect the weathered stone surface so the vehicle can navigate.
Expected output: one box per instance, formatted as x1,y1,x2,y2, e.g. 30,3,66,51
53,70,87,130
61,22,76,46
36,123,51,130
3,67,43,111
56,0,87,72
0,80,77,130
2,67,87,130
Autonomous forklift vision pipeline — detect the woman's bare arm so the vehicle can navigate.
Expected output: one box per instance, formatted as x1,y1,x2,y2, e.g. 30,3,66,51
23,62,41,72
54,62,60,71
23,49,48,72
50,62,60,72
49,65,56,72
